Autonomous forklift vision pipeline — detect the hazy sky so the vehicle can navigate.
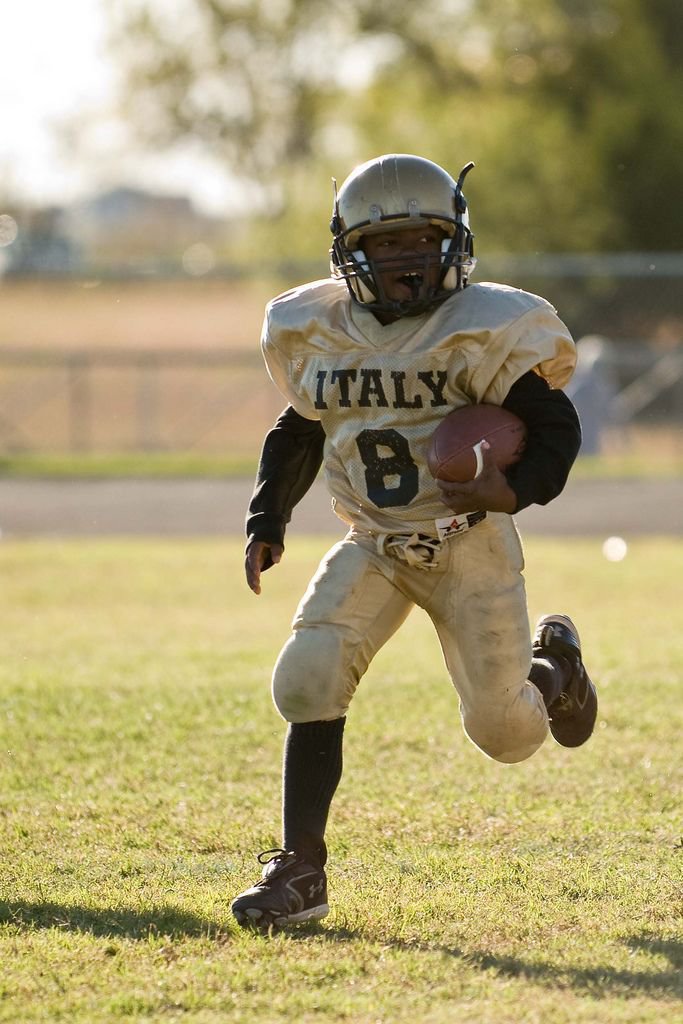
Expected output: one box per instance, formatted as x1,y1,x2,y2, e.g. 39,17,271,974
0,0,237,213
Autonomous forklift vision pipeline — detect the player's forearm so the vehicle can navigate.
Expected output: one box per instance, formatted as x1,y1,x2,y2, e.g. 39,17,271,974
245,406,326,547
502,371,582,511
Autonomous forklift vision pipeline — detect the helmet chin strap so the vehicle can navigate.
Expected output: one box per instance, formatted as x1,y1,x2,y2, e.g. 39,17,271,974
366,273,446,319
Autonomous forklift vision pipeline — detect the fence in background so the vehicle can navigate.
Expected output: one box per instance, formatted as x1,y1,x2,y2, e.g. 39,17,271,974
0,348,282,455
0,340,682,457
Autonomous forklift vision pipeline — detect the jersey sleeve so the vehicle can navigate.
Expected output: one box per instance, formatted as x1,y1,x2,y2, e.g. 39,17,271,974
471,302,577,405
261,311,321,421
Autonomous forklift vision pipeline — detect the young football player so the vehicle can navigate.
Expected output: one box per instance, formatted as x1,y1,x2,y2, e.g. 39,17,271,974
231,154,597,929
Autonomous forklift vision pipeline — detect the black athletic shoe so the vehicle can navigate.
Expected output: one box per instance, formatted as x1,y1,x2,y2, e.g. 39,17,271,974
231,849,329,928
532,614,598,748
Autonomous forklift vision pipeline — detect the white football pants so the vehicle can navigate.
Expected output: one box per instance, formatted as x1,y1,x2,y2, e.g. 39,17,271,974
272,513,549,764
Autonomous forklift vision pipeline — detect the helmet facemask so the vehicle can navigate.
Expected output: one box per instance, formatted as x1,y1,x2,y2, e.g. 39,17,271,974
330,155,477,319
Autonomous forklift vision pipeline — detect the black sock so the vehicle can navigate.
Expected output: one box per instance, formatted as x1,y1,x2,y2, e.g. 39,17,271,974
282,717,345,869
529,654,573,710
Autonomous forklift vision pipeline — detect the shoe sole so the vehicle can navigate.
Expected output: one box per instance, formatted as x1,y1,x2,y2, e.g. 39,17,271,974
276,903,330,926
233,903,330,929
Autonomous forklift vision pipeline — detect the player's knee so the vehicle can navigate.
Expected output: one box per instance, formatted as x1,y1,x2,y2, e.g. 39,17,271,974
272,629,352,723
461,678,549,763
463,712,547,764
469,730,544,764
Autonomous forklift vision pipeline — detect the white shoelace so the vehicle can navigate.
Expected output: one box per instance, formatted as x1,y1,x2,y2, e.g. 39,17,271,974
376,531,442,570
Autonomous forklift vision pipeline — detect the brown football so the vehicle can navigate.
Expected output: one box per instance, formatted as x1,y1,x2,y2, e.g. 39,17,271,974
427,404,527,482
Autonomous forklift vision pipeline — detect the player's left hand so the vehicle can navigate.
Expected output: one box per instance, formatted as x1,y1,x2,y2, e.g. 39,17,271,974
436,440,517,514
245,540,284,595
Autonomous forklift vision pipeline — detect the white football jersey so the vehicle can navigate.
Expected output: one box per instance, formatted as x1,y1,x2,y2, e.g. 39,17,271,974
261,278,576,535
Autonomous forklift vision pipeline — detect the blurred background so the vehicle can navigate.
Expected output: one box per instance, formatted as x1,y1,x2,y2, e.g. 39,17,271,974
1,0,682,476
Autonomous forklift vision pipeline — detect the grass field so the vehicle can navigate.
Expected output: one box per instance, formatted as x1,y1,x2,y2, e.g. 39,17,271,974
1,445,682,480
1,536,682,1023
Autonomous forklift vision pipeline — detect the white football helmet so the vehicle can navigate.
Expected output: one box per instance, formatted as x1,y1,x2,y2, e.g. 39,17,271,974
330,154,476,318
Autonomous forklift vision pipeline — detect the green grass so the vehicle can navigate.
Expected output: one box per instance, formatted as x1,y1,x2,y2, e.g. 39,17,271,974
0,452,259,479
1,537,682,1023
0,445,681,480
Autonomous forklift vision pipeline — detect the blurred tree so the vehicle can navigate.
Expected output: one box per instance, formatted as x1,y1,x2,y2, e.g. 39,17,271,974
109,0,683,256
109,0,363,210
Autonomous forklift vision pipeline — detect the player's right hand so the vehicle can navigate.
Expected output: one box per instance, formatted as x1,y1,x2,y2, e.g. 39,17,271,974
436,441,517,514
245,541,284,595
